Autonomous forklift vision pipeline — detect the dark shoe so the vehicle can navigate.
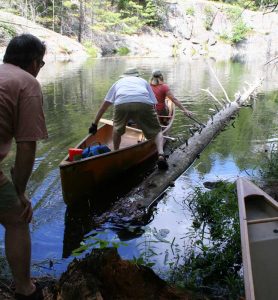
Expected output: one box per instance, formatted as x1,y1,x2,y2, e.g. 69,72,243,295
15,282,43,300
157,154,169,170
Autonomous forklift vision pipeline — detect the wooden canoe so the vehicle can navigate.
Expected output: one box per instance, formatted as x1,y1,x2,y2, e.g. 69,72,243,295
59,100,175,205
236,178,278,300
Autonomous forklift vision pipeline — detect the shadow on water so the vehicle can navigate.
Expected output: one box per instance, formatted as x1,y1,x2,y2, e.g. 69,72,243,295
62,155,159,258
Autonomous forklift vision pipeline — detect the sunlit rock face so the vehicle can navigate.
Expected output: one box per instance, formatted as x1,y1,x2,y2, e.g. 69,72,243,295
0,1,277,62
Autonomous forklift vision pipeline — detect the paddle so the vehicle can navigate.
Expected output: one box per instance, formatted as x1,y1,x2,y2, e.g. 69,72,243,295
187,115,206,128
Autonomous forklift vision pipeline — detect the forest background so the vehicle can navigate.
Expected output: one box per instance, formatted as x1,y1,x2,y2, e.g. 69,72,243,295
0,1,277,299
0,0,277,62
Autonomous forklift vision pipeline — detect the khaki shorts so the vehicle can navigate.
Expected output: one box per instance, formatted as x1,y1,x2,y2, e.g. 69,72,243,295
113,103,161,139
0,180,19,211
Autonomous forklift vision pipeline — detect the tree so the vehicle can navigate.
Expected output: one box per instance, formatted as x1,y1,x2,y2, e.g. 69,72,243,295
78,0,84,42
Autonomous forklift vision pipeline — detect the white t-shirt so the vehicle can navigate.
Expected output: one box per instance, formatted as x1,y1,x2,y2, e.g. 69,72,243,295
104,76,157,106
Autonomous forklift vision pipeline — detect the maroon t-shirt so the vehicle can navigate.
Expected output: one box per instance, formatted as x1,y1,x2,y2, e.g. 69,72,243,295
0,63,48,186
150,83,170,111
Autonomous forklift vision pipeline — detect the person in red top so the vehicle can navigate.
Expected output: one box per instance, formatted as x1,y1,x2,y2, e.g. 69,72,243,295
0,34,48,300
150,70,193,123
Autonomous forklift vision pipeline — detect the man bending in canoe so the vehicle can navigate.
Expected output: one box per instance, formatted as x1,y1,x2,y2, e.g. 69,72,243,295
89,67,168,170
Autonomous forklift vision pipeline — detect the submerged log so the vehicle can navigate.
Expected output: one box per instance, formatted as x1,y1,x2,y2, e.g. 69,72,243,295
98,79,263,222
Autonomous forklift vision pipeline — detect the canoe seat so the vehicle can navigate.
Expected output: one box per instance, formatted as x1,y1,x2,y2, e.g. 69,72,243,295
158,115,172,118
247,216,278,225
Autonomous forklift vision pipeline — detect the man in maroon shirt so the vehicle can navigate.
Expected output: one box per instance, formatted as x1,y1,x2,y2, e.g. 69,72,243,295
0,34,48,299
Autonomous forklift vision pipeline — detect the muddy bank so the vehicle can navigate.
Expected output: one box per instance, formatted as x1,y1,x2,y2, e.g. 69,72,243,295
1,248,198,300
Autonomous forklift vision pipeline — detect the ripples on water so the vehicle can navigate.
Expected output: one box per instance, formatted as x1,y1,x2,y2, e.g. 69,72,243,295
0,57,277,278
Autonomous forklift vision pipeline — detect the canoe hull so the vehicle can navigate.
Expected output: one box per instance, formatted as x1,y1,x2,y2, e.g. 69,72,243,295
60,100,175,205
60,138,157,204
237,178,278,300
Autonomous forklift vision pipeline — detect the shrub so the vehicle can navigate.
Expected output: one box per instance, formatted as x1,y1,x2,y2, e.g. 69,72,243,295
230,20,250,44
185,7,195,16
170,182,244,298
117,46,130,56
259,144,278,180
220,6,250,45
83,41,98,57
204,6,216,30
0,22,16,41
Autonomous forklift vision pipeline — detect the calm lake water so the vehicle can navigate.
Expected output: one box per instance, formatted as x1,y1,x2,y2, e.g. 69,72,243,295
0,57,277,278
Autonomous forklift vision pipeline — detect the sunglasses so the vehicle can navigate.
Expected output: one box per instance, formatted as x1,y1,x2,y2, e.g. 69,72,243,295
39,60,45,68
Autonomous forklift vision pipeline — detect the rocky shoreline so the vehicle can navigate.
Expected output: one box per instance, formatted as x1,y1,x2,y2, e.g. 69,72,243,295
0,1,277,63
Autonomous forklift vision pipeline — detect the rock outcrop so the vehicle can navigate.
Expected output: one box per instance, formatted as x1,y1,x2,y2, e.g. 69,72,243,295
0,11,88,62
0,1,277,62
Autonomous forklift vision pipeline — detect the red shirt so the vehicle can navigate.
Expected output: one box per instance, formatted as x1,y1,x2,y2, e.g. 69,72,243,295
150,83,169,111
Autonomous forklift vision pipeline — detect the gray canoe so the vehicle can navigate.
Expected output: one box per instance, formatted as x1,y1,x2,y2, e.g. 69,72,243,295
237,178,278,300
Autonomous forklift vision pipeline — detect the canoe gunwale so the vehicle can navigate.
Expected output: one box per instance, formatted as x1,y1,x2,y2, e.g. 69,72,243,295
237,178,278,300
59,136,151,169
59,99,175,169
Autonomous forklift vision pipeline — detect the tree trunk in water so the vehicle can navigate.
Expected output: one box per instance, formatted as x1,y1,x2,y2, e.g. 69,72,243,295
101,79,262,222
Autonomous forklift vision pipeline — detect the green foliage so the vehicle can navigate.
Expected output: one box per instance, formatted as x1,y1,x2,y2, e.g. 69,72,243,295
254,0,278,7
170,182,244,298
72,232,128,257
92,0,163,34
92,8,122,32
120,16,145,34
130,227,172,268
230,19,250,43
142,0,163,27
0,22,16,39
83,41,98,57
130,253,156,268
185,7,195,16
219,31,230,41
117,46,130,55
212,0,277,9
236,0,258,10
119,0,163,30
117,0,129,10
58,45,72,55
203,6,216,30
259,144,278,180
63,1,79,10
220,6,250,44
226,6,242,21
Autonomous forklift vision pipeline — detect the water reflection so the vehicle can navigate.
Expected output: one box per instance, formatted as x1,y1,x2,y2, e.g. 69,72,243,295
62,157,157,258
0,57,277,277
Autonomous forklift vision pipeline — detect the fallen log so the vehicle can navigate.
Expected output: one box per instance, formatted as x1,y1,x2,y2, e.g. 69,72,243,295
97,78,263,223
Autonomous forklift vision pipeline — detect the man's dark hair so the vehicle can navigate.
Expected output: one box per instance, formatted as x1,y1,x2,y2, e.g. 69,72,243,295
3,34,46,70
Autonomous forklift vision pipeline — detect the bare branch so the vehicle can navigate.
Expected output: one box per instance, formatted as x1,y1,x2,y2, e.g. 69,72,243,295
207,63,231,103
265,55,278,65
201,88,225,107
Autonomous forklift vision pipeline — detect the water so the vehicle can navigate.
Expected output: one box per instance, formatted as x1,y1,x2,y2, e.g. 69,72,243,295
0,57,277,278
